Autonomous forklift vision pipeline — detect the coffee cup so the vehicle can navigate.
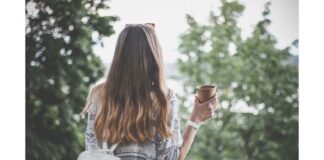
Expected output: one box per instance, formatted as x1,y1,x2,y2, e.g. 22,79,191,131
196,85,217,103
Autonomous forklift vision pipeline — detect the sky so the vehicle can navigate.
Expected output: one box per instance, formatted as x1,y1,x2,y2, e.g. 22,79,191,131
94,0,298,64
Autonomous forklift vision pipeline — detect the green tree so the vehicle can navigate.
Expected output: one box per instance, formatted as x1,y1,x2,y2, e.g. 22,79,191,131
177,0,298,159
26,0,118,159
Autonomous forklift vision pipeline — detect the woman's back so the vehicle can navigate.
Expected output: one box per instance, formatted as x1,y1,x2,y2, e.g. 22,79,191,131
80,24,218,160
84,84,183,160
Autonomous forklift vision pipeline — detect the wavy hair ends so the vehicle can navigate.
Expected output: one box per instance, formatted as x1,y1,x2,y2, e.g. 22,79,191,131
94,24,173,144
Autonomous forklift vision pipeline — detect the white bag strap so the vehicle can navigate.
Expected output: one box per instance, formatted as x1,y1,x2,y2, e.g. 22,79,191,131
102,133,123,153
103,142,119,152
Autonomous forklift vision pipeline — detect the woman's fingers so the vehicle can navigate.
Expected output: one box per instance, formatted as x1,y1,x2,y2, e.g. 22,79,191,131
206,96,218,109
208,108,216,119
193,93,220,120
201,95,217,105
208,105,217,118
211,111,215,118
208,103,214,110
195,95,199,102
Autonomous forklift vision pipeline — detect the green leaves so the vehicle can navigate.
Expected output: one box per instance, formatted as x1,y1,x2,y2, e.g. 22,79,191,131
26,0,117,159
177,1,298,159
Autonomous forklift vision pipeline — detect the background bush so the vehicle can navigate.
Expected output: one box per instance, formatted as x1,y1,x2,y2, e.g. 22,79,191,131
26,0,118,159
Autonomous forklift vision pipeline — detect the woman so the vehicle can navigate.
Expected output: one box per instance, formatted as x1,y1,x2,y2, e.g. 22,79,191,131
80,24,218,160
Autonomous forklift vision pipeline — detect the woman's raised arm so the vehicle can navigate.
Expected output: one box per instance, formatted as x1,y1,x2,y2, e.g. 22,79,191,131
178,96,218,160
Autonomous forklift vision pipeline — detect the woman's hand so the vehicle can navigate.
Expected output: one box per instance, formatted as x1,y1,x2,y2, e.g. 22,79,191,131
190,95,218,124
178,94,219,160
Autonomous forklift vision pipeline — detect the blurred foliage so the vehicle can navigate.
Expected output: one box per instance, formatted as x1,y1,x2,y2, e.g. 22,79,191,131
177,0,298,159
26,0,117,159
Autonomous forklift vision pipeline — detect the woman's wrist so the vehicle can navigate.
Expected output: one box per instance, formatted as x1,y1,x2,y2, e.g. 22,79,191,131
189,115,202,124
186,119,200,130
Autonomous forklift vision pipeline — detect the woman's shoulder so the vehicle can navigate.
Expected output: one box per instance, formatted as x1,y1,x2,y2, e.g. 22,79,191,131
91,82,105,96
89,82,105,106
80,82,105,115
89,82,107,100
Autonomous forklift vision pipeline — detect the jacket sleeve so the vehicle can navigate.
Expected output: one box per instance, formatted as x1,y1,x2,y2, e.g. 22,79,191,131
156,90,183,160
84,89,100,151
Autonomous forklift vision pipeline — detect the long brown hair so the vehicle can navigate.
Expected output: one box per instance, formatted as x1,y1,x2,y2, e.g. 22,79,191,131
93,24,173,144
